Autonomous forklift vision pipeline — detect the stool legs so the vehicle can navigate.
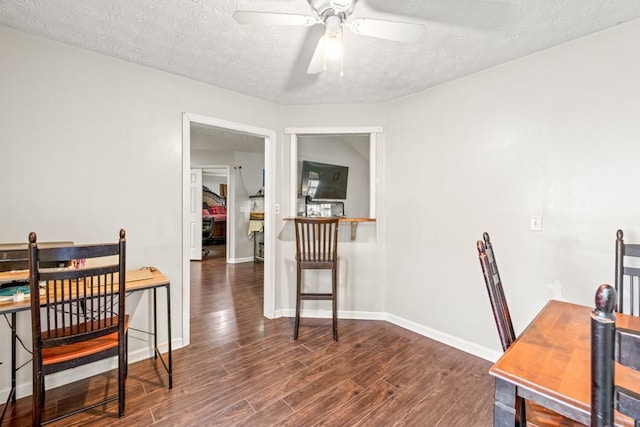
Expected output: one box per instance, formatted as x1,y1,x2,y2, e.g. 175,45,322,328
332,266,338,341
294,266,302,340
294,266,338,341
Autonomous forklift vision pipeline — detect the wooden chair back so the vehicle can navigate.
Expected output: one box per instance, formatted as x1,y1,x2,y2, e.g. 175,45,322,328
477,232,516,352
28,230,127,424
615,229,640,315
591,284,640,427
294,217,339,270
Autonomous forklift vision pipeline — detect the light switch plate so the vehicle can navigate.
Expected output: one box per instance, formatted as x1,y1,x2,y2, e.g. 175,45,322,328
530,215,543,231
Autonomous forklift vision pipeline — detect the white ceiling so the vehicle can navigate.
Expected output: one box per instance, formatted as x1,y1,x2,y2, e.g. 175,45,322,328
1,1,640,105
191,122,264,152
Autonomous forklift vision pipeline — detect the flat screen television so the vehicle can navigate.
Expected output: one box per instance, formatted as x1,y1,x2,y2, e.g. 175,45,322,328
300,160,349,200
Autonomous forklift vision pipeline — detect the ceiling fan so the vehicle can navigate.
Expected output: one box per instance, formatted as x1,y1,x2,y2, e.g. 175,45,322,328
233,0,425,75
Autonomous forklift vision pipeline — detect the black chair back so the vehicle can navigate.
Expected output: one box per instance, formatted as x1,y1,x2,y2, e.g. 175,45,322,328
591,284,640,427
28,229,127,425
615,229,640,315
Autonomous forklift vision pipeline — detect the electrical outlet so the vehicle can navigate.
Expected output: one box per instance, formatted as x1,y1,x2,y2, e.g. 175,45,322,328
530,216,543,231
275,204,280,214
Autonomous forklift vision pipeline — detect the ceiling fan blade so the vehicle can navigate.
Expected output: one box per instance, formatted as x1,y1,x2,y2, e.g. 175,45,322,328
349,18,424,43
233,10,317,26
307,37,326,74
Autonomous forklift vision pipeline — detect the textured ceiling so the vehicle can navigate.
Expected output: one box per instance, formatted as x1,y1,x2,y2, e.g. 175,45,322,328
1,1,640,105
191,122,264,152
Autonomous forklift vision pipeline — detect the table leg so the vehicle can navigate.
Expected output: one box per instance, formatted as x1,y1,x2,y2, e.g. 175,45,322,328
494,377,520,427
152,285,172,389
166,283,172,389
11,312,16,404
1,313,17,424
153,288,158,360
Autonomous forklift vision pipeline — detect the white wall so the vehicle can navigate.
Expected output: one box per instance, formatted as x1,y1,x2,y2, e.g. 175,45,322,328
191,149,234,167
0,25,279,398
233,151,265,261
384,19,640,359
202,175,226,197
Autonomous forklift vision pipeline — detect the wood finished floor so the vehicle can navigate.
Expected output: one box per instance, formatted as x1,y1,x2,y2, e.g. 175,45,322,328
1,251,495,426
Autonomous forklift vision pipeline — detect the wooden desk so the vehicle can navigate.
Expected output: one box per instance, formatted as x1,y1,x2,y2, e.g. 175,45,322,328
0,267,173,423
490,300,640,426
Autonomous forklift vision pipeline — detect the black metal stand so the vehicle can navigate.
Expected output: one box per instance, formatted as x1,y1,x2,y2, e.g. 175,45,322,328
153,285,173,388
1,313,18,425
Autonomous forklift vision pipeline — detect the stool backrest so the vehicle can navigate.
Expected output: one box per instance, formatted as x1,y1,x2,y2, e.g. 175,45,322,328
294,217,339,269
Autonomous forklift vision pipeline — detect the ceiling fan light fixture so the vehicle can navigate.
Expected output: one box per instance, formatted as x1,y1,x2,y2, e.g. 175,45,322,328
323,15,343,63
235,0,419,77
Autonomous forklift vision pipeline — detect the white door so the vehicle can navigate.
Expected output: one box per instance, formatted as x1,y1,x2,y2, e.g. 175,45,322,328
189,168,203,260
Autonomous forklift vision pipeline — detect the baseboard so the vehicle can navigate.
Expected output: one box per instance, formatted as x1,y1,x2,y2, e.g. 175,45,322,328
0,337,184,402
276,309,501,363
228,256,255,264
383,313,501,362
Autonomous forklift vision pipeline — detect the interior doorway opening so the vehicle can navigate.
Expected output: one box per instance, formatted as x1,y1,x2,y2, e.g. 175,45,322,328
201,167,229,261
182,113,277,347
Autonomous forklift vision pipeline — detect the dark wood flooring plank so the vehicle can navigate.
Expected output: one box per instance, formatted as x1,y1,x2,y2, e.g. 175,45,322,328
354,369,449,427
314,379,397,427
234,399,294,427
150,360,307,424
275,380,364,427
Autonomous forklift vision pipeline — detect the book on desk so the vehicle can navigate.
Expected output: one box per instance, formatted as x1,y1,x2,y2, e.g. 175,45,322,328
0,282,30,302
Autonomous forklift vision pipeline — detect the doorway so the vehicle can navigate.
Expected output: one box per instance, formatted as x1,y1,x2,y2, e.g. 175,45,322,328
182,113,276,346
202,166,229,261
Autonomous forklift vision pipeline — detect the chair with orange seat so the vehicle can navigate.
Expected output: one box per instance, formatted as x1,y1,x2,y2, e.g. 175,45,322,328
28,229,127,425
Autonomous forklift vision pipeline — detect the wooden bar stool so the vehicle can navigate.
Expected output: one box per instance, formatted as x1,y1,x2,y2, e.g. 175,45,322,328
294,217,339,341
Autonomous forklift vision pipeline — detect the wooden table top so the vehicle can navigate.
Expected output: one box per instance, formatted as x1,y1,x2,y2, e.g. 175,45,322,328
0,267,169,314
284,217,376,222
490,299,640,426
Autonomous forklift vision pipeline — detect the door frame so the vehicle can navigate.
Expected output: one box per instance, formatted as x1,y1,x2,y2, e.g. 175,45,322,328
189,168,204,261
182,112,277,346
